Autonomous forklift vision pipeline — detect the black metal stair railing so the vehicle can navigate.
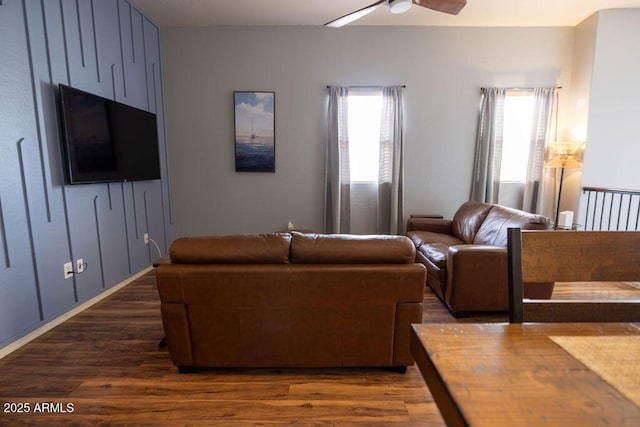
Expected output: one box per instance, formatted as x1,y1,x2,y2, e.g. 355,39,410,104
582,187,640,231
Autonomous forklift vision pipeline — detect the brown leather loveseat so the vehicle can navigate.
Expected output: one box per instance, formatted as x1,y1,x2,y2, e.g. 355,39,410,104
156,232,426,372
407,201,553,316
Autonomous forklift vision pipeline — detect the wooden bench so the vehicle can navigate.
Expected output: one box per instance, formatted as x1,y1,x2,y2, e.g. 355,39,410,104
507,229,640,322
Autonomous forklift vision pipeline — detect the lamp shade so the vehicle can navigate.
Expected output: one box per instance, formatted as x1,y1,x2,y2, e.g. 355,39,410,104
546,141,585,169
389,0,412,14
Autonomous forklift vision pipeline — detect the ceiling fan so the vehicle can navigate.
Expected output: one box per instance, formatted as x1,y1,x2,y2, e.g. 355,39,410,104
325,0,467,28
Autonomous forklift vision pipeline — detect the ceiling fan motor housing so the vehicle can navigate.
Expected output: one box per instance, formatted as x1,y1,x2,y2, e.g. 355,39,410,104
389,0,413,14
324,0,466,27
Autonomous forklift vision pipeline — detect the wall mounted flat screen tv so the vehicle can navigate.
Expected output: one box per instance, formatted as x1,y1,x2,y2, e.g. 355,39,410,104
58,84,161,184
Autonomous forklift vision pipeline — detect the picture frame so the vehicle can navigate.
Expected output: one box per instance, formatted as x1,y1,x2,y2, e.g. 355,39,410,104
233,91,275,172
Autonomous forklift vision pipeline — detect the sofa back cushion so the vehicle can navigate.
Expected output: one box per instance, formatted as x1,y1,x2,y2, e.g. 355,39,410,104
170,233,291,264
473,205,552,246
291,232,415,264
451,201,494,243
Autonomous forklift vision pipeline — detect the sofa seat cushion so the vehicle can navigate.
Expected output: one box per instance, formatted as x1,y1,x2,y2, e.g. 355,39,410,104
291,232,415,264
407,231,464,249
416,250,447,284
417,243,448,269
170,233,291,264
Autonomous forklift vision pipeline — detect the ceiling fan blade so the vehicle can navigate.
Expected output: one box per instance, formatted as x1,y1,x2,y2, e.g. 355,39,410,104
325,0,387,28
413,0,467,15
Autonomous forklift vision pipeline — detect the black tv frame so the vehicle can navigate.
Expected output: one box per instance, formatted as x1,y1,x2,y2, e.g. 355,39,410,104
58,84,161,185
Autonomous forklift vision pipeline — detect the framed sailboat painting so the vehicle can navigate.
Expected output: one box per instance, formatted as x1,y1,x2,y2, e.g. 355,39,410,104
234,91,275,172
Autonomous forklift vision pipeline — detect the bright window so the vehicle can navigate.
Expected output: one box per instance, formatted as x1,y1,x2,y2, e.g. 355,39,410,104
347,89,383,182
500,91,534,182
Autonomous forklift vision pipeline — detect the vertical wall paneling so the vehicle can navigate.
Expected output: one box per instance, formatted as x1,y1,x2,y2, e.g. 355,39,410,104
0,196,10,268
89,0,100,82
0,0,171,350
107,183,114,210
61,0,93,90
23,0,76,320
110,63,117,98
91,0,120,98
143,190,151,262
93,195,106,288
74,0,85,67
58,0,72,87
131,183,140,239
0,0,45,343
22,0,52,223
126,182,148,273
16,137,44,320
129,2,136,63
119,1,146,108
116,1,127,97
144,17,172,251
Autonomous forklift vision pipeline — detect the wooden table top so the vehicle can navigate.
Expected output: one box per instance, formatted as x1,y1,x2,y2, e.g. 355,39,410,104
410,322,640,427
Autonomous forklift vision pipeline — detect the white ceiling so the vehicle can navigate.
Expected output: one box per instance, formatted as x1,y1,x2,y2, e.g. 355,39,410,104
131,0,640,27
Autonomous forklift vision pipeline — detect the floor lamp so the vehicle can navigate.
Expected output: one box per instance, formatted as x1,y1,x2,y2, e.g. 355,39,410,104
546,142,584,228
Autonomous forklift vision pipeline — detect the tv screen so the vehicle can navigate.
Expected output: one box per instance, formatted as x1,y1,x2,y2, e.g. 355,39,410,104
58,84,161,184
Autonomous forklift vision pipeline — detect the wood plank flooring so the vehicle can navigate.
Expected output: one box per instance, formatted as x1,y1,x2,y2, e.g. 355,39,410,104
0,273,636,425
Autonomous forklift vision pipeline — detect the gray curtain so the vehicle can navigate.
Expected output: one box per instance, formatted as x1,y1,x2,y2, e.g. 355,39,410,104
324,86,350,233
470,88,506,203
522,87,558,215
377,86,405,234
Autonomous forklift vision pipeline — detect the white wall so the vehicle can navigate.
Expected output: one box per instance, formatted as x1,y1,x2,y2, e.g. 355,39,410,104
162,26,574,237
559,13,598,219
566,14,597,143
581,9,640,191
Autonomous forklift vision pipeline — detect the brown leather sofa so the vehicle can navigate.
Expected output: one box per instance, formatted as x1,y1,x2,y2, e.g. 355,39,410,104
156,232,426,372
407,201,554,316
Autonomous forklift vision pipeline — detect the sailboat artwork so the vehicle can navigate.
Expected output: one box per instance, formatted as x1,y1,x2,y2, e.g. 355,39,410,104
234,91,275,172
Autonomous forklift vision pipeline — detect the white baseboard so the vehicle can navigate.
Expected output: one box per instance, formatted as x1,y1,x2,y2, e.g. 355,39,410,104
0,266,154,360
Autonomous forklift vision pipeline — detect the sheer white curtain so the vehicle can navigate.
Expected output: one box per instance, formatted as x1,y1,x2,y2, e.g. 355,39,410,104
522,87,558,216
470,88,506,203
324,86,350,233
377,86,405,234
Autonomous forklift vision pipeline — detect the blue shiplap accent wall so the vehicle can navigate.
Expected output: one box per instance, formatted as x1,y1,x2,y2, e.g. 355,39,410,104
0,0,172,349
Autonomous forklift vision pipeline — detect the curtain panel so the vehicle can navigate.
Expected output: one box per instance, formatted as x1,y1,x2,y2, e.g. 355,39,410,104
471,86,557,217
470,88,506,204
378,86,405,235
324,86,405,235
523,87,558,217
324,86,350,233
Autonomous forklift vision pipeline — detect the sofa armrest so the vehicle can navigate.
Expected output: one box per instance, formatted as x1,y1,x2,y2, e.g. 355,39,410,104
153,255,171,267
407,216,452,234
446,245,509,313
160,303,194,367
393,302,423,366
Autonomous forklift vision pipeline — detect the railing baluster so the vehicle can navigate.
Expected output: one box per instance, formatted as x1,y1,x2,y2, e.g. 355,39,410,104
624,194,631,231
600,193,607,230
615,193,622,230
584,189,592,230
592,192,599,230
582,187,640,231
636,196,640,230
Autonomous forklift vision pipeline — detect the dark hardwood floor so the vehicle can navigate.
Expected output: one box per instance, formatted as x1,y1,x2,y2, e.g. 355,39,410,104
0,273,637,425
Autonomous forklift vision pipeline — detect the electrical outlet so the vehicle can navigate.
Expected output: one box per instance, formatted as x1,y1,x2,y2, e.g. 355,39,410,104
63,262,73,279
144,233,149,245
76,258,85,273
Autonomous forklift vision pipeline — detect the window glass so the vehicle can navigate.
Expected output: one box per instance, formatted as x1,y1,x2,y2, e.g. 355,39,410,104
348,89,383,182
500,92,534,182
